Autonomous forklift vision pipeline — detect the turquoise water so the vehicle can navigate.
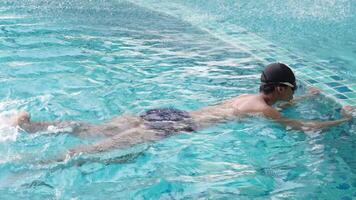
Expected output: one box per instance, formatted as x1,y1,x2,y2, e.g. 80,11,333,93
0,1,355,199
133,0,356,81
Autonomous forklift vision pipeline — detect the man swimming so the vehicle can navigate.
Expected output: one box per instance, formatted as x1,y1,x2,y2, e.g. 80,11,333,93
9,63,354,158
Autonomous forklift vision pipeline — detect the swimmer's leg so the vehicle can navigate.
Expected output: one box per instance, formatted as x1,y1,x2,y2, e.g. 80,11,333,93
94,115,144,137
19,121,80,133
10,111,84,134
11,111,145,138
10,111,30,126
68,115,144,137
68,127,162,156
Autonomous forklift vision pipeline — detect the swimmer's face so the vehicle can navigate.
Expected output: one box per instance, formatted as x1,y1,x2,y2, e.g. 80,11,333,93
286,86,294,101
278,85,294,101
280,82,296,101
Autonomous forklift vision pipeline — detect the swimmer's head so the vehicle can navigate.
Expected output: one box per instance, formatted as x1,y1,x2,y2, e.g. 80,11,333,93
259,63,297,95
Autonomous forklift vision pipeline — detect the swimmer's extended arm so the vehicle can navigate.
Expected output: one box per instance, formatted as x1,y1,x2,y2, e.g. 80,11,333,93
278,87,321,109
264,106,353,131
276,117,351,131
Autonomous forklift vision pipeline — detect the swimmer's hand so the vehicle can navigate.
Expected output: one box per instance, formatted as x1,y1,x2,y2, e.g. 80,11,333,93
278,87,321,109
307,87,321,95
341,106,354,120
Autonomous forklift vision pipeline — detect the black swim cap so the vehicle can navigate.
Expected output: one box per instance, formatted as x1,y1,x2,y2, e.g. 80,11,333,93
261,63,297,89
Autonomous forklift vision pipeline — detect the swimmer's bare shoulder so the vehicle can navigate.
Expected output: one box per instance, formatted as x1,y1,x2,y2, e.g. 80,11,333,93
230,94,273,115
214,94,254,109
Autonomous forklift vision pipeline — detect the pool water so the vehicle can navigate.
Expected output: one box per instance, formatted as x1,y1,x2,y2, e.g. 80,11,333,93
0,1,355,199
131,0,356,80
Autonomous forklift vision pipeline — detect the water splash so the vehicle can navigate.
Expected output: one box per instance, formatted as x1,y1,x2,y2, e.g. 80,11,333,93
0,110,20,142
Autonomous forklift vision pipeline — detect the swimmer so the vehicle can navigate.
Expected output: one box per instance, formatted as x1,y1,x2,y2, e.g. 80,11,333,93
9,63,354,158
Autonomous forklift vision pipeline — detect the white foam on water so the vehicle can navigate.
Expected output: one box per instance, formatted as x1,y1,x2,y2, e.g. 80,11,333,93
0,110,20,143
46,125,73,134
7,61,33,67
0,14,25,20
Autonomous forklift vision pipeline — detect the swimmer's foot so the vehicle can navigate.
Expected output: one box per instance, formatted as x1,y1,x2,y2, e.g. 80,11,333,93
10,111,30,126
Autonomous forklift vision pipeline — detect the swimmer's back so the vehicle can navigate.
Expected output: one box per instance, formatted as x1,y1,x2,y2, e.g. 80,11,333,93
189,94,269,127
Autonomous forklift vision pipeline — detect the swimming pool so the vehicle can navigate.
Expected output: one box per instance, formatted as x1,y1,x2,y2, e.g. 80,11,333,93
0,0,355,199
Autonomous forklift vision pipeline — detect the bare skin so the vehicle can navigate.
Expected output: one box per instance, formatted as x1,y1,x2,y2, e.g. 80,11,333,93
9,86,354,159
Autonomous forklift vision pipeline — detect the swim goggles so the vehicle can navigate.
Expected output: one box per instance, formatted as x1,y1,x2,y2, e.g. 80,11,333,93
279,82,297,91
261,81,297,91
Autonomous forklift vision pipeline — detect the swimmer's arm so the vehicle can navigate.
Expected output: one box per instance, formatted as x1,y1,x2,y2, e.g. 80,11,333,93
278,87,321,109
263,106,353,131
276,117,351,131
